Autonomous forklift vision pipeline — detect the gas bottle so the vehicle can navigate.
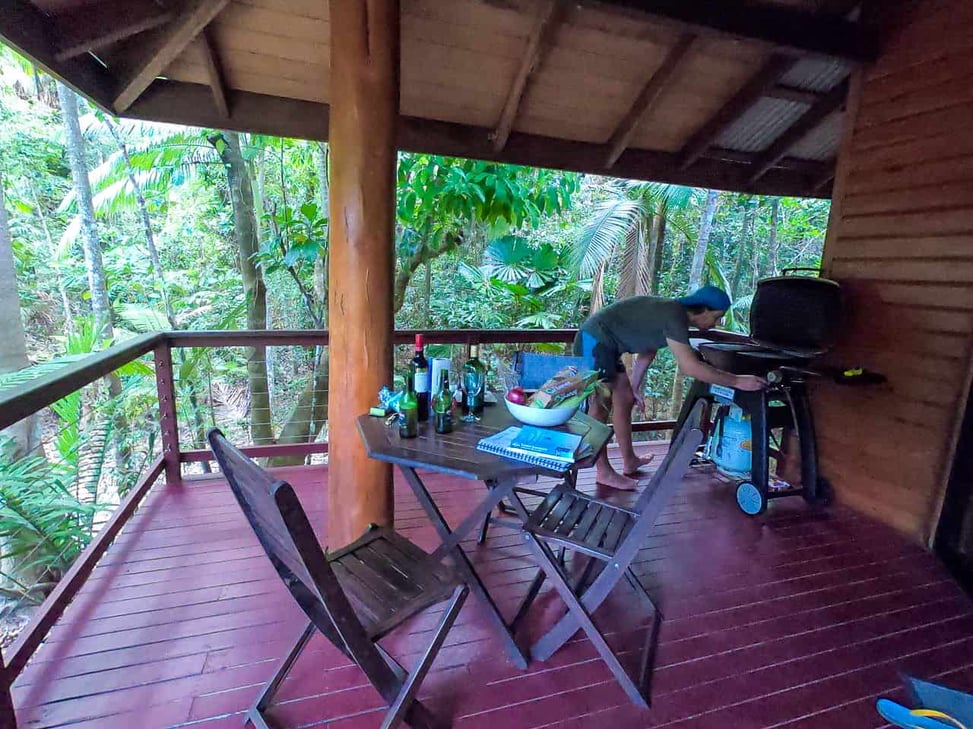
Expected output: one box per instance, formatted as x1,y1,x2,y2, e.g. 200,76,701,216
711,405,753,479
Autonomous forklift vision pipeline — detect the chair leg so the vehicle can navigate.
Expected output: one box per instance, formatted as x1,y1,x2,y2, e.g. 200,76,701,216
637,607,663,704
625,569,659,616
511,567,546,631
248,621,316,727
381,585,468,729
524,536,648,709
477,510,491,545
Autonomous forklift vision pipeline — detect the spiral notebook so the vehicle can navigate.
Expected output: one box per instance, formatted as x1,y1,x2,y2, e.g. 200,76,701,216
476,426,589,472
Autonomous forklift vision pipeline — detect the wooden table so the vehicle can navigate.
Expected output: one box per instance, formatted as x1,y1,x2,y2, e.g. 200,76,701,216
357,405,613,669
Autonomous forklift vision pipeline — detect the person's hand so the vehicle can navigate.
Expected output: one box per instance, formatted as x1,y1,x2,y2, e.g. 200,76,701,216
735,374,768,391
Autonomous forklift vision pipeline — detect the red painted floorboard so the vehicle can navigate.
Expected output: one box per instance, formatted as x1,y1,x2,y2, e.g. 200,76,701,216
11,445,973,728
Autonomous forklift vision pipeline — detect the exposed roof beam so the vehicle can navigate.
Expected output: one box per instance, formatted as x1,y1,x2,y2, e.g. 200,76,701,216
678,54,797,170
587,0,877,62
54,0,173,62
124,80,831,198
0,0,114,111
113,0,230,112
705,148,830,177
604,32,696,168
748,80,849,183
198,29,229,118
766,84,823,105
491,0,566,152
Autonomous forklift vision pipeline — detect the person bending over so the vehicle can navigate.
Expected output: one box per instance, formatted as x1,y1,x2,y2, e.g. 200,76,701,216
573,285,766,491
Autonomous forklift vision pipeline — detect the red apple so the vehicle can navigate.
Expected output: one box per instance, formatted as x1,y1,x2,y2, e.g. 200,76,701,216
505,387,527,405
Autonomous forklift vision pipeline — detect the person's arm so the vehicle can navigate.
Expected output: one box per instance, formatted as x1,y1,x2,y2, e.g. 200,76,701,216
667,339,766,391
629,351,656,411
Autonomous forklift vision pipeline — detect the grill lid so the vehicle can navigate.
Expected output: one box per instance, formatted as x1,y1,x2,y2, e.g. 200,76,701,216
749,270,842,356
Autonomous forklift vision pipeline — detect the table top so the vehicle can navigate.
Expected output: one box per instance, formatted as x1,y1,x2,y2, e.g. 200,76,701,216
357,404,612,482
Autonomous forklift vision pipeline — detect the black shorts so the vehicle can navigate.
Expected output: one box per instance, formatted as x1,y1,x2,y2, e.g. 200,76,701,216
573,331,625,381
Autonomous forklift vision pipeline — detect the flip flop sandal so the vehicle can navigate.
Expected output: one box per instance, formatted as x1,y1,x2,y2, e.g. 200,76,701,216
876,699,969,729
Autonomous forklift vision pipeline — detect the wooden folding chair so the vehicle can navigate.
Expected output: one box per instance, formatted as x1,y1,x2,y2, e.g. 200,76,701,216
208,430,468,729
513,403,705,707
477,352,595,545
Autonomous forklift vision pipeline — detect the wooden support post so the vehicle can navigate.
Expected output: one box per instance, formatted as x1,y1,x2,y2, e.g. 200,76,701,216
154,342,181,486
328,0,399,547
199,29,229,118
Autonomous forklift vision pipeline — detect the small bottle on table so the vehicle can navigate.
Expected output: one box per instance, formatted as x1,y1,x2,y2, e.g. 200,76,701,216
462,344,487,422
432,371,454,434
398,374,418,438
410,334,430,421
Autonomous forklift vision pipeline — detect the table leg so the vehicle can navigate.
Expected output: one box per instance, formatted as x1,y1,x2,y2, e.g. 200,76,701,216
399,466,529,669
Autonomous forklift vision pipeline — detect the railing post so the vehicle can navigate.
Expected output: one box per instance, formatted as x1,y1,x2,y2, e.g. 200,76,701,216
0,664,15,728
154,341,181,486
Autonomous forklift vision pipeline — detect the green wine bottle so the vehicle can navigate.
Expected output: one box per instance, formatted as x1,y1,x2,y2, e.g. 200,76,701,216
398,374,418,438
432,371,454,434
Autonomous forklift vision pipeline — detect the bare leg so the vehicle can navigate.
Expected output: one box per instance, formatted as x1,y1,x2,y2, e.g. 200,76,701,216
591,379,638,491
611,376,654,476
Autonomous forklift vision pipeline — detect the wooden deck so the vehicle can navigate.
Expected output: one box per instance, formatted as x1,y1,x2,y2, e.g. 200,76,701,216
12,444,973,729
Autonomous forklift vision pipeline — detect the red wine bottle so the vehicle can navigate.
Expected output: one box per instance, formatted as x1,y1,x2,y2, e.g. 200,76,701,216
410,334,430,421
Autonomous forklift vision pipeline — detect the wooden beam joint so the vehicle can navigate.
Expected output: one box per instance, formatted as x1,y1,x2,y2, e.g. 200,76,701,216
53,0,174,62
199,28,229,118
113,0,230,112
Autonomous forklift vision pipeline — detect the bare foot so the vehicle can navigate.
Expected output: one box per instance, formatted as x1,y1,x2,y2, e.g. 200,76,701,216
595,470,639,491
622,453,655,477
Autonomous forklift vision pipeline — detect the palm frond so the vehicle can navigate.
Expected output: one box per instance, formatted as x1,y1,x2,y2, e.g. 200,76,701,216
569,198,643,278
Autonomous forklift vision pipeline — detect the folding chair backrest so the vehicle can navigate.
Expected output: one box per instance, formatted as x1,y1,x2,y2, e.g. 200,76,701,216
514,352,593,390
207,430,376,663
618,402,705,565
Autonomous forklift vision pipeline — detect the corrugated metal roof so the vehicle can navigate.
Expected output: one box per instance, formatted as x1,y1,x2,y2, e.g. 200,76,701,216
716,97,809,153
779,57,852,91
788,111,844,160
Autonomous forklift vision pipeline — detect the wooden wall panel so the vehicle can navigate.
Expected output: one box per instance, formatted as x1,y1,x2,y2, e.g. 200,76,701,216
820,0,973,543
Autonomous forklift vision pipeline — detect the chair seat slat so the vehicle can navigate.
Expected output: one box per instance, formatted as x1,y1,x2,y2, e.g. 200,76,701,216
540,490,576,532
571,501,603,542
555,496,590,537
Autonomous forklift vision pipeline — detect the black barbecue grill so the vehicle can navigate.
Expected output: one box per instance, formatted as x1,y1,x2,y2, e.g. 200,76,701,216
674,269,842,515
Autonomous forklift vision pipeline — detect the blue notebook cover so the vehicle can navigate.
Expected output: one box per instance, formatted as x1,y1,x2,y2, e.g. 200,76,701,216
477,427,585,472
510,425,584,462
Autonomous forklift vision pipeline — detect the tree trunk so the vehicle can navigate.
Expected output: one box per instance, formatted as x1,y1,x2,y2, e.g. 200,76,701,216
0,171,40,458
57,82,111,340
312,142,329,309
730,198,755,299
103,117,176,328
616,224,640,300
670,189,721,418
768,197,780,277
648,203,667,295
213,130,273,446
28,182,74,337
689,189,719,289
590,259,607,314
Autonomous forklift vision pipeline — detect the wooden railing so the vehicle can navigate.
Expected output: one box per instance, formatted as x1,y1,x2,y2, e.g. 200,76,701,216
0,325,749,725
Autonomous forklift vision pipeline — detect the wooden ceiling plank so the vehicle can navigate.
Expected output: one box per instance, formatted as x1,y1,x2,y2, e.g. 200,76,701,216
0,0,114,110
604,32,696,168
587,0,877,62
677,53,797,169
748,79,849,183
491,0,567,152
54,0,174,62
199,28,229,118
123,80,829,198
113,0,231,112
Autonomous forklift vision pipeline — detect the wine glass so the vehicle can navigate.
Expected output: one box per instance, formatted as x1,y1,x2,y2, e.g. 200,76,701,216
462,370,484,422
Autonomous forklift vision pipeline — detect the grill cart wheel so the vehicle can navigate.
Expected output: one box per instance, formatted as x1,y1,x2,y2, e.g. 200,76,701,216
736,481,766,515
